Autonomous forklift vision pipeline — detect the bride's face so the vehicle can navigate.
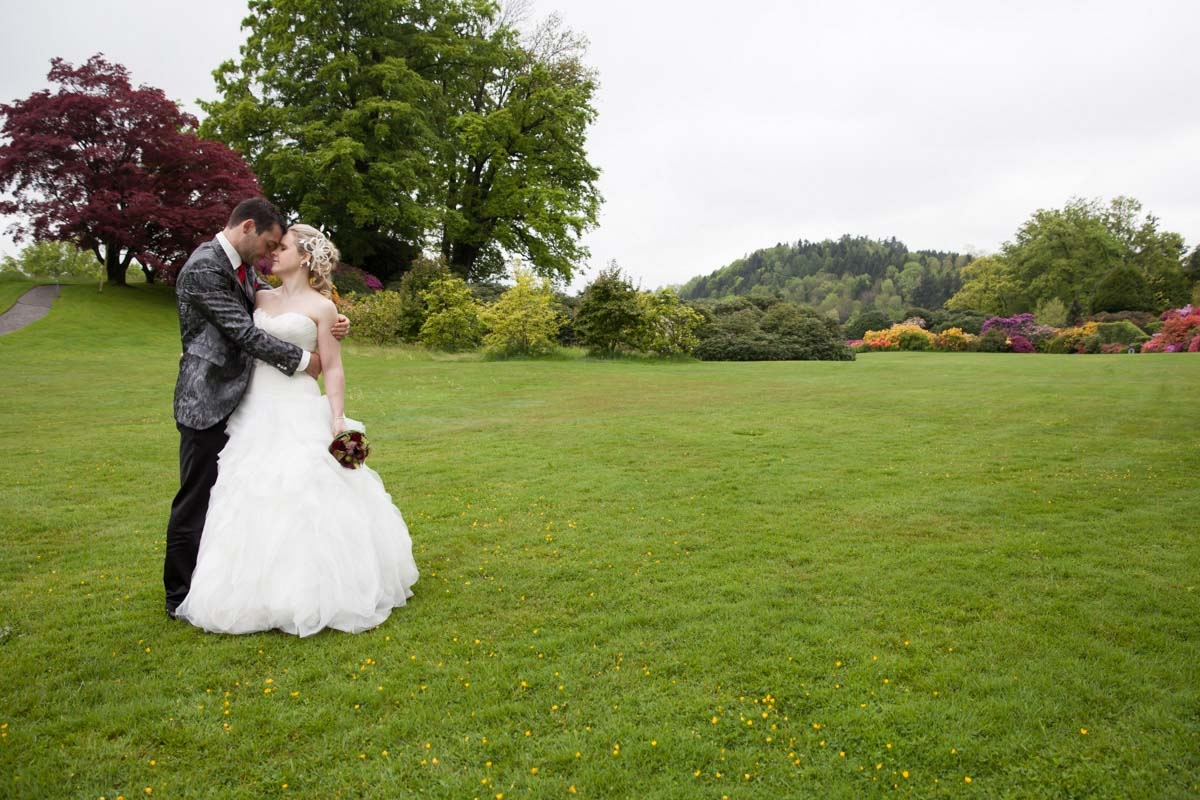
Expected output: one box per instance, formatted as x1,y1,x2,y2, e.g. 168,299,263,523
272,230,305,276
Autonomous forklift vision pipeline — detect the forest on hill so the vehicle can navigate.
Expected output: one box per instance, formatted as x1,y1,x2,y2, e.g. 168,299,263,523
678,235,969,323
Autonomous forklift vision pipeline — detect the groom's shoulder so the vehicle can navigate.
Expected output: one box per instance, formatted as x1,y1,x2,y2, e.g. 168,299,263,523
183,238,222,269
177,238,228,293
179,239,224,279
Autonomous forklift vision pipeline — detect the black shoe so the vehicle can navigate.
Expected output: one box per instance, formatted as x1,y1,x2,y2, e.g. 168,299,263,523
166,607,180,620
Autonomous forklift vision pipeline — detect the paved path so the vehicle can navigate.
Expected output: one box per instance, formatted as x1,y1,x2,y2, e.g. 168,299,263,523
0,284,60,335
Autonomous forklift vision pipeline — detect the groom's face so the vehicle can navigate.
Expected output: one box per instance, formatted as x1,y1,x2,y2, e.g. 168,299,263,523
234,219,283,266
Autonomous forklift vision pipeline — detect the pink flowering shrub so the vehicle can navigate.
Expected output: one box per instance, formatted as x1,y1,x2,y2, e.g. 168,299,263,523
1008,334,1035,353
1141,305,1200,353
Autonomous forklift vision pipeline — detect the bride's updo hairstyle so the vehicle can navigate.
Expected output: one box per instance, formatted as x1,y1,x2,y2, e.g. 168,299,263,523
290,223,339,299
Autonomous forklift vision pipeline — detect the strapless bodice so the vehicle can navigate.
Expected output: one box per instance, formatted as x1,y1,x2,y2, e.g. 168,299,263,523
249,309,320,396
254,309,318,350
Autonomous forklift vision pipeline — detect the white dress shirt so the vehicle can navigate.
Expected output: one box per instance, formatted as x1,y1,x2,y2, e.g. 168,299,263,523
215,232,311,372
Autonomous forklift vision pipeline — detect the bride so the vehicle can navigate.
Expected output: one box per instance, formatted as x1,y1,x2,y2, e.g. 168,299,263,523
175,224,418,636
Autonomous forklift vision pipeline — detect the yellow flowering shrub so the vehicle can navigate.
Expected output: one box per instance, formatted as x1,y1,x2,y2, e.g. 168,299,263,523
863,324,935,351
932,327,976,351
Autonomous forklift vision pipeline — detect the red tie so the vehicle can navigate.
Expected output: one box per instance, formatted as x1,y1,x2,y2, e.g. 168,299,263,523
236,264,247,287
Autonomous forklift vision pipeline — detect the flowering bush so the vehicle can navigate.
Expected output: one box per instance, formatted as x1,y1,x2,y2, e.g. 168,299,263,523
1100,343,1129,354
862,323,934,351
932,327,975,351
981,313,1035,337
1141,305,1200,353
1043,322,1100,354
1008,334,1035,353
981,313,1056,345
332,264,384,295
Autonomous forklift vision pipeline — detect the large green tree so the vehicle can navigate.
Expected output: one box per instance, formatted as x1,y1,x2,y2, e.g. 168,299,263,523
435,11,601,281
202,0,600,283
947,197,1191,316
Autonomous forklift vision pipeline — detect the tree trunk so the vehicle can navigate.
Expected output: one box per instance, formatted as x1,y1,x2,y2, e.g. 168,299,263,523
449,242,479,280
104,243,127,286
142,264,156,284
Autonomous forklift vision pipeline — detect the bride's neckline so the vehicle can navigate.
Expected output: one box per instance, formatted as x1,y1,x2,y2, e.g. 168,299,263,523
254,308,315,327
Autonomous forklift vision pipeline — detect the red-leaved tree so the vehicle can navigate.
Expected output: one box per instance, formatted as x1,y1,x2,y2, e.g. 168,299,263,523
0,55,262,284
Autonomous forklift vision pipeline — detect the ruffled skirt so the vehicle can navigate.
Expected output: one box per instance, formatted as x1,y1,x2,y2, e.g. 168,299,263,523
175,366,418,636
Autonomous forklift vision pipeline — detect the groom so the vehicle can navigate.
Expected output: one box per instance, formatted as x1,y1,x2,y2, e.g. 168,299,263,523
164,198,349,618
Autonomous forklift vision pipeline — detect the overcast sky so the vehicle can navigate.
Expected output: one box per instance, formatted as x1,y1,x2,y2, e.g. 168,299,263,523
2,0,1198,288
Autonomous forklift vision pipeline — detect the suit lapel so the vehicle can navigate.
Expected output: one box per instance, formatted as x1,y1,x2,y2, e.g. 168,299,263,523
210,238,255,309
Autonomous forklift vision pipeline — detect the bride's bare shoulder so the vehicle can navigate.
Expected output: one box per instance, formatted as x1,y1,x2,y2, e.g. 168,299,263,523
307,293,338,324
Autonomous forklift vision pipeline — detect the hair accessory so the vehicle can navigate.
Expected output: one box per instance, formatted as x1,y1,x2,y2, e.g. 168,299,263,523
301,234,336,273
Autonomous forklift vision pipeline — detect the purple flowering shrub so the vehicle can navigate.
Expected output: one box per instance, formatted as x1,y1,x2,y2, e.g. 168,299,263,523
981,313,1056,345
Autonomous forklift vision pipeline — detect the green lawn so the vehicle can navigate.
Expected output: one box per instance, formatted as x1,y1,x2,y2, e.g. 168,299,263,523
1,285,1197,799
0,277,37,314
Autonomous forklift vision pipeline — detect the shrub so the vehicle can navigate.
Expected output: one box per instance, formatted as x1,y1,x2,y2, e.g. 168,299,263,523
574,265,642,355
901,307,937,328
844,310,893,339
1009,334,1035,353
332,263,383,296
980,313,1054,342
632,289,703,355
1088,310,1158,329
932,327,975,351
481,269,562,357
694,300,853,361
897,329,932,351
1043,322,1101,354
1141,305,1200,353
342,290,404,344
393,256,451,341
1035,297,1070,328
418,275,484,351
1094,320,1149,347
933,310,986,335
862,323,933,351
1100,343,1130,354
975,328,1010,352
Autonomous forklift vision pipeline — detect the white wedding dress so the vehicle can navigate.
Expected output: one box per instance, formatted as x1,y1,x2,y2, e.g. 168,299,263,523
176,310,418,636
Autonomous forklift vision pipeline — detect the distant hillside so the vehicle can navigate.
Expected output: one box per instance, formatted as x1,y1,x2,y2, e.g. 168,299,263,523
679,235,971,322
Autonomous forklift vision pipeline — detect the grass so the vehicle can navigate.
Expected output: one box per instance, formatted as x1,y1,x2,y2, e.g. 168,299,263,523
0,277,38,314
0,285,1198,799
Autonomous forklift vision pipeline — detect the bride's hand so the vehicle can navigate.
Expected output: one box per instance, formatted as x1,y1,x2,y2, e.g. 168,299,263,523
332,416,348,437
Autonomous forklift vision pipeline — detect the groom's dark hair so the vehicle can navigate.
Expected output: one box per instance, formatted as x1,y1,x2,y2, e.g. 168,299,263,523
228,198,287,235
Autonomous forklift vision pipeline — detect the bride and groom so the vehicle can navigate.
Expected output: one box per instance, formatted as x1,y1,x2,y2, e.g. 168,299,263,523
164,198,418,636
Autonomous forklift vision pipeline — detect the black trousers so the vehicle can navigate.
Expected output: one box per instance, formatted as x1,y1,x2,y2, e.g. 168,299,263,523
164,419,229,612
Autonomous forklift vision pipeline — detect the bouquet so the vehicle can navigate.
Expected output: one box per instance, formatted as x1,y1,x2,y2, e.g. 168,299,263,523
329,418,370,469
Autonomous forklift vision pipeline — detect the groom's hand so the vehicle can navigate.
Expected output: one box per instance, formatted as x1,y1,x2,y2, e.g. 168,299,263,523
332,314,350,341
304,351,323,379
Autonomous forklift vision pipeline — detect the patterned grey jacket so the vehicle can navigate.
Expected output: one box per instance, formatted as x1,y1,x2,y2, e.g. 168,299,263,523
173,238,302,430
